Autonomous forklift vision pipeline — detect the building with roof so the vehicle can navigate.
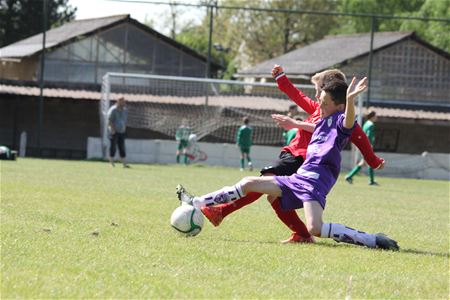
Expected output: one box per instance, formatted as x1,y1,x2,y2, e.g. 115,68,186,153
237,31,449,108
236,31,450,154
0,14,221,83
0,15,225,158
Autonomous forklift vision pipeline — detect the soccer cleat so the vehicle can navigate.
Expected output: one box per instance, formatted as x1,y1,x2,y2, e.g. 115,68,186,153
281,233,315,244
345,177,353,184
248,162,253,171
176,184,194,205
200,205,224,227
239,168,244,172
375,233,399,251
369,181,379,186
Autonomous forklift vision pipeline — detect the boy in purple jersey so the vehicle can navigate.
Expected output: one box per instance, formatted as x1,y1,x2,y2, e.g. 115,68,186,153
177,77,399,250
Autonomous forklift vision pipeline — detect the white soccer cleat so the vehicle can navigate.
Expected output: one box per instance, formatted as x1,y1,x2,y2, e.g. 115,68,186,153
176,184,194,205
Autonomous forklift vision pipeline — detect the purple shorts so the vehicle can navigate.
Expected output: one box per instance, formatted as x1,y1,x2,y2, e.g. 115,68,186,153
274,174,326,210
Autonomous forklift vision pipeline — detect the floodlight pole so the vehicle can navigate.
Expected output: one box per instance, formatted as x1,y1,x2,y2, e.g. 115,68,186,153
204,0,216,107
366,16,376,108
37,0,48,157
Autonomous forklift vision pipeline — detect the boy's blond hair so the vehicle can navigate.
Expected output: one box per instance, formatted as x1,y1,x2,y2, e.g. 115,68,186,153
311,69,346,87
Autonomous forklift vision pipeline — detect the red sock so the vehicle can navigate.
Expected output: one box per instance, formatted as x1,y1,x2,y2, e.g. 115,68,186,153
220,192,263,219
271,198,311,238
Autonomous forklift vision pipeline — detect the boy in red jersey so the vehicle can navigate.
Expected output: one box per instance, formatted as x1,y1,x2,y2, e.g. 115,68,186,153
177,78,398,251
200,65,385,244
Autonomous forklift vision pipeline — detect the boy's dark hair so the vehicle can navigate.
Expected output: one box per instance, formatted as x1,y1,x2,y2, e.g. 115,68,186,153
289,104,298,110
322,79,348,105
243,116,250,124
366,110,376,120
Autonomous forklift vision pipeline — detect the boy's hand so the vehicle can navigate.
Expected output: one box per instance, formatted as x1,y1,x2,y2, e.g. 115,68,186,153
272,114,296,130
271,64,284,78
347,77,368,101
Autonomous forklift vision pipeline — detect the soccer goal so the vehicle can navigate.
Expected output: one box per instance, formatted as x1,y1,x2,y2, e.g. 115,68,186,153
100,72,316,158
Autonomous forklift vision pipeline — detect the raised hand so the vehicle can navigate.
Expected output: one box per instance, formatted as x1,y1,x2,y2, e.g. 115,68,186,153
271,114,297,130
271,64,284,78
347,77,368,100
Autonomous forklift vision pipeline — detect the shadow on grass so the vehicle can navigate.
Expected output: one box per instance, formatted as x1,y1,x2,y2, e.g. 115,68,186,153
400,248,449,258
214,237,449,258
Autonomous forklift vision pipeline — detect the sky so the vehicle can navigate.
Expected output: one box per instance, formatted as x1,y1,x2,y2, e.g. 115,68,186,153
68,0,204,35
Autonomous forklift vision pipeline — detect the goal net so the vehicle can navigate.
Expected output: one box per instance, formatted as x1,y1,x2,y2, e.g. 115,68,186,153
100,73,316,157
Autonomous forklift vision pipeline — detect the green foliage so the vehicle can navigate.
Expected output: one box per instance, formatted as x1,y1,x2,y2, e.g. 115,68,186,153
1,159,448,298
217,0,339,66
399,0,450,52
335,0,450,52
0,0,76,47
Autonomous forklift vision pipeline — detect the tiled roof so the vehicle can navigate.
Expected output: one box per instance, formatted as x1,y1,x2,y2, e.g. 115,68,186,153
1,84,449,121
0,14,221,68
0,15,128,58
237,31,425,77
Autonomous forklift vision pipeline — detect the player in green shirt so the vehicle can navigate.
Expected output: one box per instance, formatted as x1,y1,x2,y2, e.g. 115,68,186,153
236,117,253,171
345,111,378,185
175,119,192,165
282,116,302,146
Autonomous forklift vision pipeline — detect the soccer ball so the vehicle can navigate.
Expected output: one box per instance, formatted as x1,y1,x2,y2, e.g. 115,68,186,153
170,205,204,236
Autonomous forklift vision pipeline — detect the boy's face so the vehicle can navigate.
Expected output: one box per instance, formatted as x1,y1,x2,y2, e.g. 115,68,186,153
319,91,340,118
314,81,321,100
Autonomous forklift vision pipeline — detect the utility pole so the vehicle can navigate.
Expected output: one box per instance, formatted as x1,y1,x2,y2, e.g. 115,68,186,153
37,0,48,156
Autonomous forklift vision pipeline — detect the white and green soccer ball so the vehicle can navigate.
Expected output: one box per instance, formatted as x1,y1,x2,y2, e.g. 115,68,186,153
170,205,204,236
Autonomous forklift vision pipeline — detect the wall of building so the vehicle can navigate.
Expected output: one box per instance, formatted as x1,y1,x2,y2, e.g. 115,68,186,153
0,57,37,81
86,137,450,180
0,95,448,158
340,39,450,105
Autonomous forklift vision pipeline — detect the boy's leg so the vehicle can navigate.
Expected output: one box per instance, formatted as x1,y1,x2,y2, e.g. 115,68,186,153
268,195,312,241
303,201,398,250
345,165,361,182
180,176,281,209
109,134,117,166
183,149,189,165
117,133,129,168
368,167,376,185
202,192,263,226
240,151,245,170
246,150,253,171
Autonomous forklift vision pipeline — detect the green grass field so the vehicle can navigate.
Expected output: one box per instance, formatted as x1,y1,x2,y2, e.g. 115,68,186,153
1,158,449,298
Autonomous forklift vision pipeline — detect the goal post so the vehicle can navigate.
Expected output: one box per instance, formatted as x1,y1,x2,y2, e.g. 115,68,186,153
99,72,316,159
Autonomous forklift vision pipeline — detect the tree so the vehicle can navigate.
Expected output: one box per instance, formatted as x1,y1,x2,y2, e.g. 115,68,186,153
0,0,76,47
334,0,450,52
399,0,450,52
335,0,426,33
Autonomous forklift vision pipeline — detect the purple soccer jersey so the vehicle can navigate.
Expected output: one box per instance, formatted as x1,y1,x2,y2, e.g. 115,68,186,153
275,111,355,209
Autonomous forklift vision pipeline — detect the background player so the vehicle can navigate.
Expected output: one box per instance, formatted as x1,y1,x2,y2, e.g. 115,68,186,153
175,119,192,165
345,110,379,185
236,117,253,171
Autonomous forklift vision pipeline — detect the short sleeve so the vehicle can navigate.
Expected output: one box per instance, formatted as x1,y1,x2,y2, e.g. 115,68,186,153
336,114,355,137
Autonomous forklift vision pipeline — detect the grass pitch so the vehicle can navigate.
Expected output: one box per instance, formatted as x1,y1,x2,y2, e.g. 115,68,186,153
1,158,449,298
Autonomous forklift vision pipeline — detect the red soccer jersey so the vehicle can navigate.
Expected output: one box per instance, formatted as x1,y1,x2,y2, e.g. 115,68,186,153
276,73,383,168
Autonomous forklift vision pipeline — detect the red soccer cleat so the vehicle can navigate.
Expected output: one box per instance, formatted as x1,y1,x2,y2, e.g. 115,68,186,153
281,233,315,244
200,205,224,227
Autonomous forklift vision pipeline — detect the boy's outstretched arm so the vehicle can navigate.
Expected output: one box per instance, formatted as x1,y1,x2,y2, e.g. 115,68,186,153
272,64,318,115
271,114,316,133
344,77,368,129
350,125,385,169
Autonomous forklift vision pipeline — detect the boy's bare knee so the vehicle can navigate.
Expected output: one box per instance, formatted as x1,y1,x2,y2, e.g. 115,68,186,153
267,195,277,204
307,222,322,237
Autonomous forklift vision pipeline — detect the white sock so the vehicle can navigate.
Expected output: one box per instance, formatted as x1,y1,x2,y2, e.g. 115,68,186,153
321,223,376,248
192,183,244,209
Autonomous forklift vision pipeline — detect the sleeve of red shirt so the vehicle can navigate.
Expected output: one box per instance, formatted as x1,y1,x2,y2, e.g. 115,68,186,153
350,124,384,168
275,73,318,115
